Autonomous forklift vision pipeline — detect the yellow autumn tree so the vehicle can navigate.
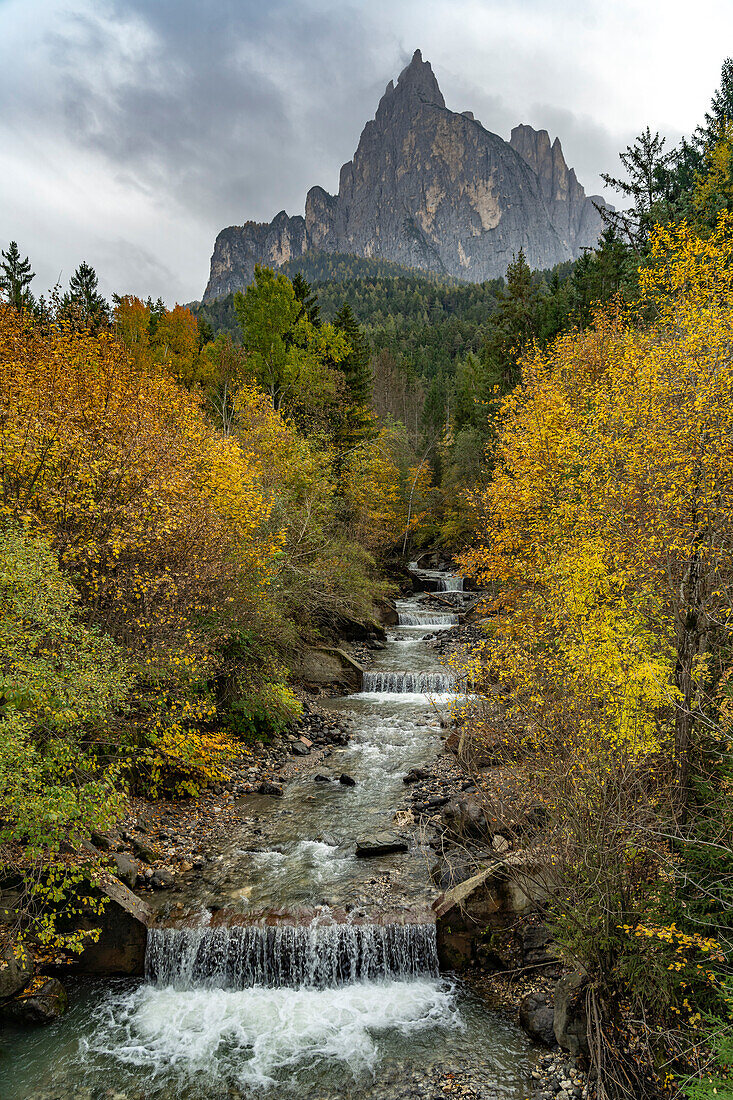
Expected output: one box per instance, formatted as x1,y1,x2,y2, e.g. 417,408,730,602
457,218,733,1089
0,305,280,792
341,424,438,553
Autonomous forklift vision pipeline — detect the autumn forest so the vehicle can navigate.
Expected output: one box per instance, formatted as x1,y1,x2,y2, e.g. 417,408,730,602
3,45,733,1100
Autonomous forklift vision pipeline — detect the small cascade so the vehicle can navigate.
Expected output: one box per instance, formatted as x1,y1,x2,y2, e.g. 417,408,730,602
397,610,457,627
146,922,439,990
363,670,453,693
438,576,464,592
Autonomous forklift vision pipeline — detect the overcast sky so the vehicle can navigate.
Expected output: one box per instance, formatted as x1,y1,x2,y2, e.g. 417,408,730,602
2,0,732,304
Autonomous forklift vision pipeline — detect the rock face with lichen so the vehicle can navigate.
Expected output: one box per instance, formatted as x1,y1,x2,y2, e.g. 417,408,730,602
203,50,607,300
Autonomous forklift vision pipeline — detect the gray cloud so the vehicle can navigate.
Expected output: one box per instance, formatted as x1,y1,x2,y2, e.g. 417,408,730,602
1,0,732,302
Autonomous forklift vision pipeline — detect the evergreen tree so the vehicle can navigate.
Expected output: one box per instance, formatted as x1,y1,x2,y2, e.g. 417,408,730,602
63,261,110,331
0,241,35,311
697,57,733,148
292,273,321,327
600,127,675,249
482,249,539,390
333,303,374,451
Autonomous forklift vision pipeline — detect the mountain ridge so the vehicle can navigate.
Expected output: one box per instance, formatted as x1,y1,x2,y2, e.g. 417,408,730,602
203,50,607,301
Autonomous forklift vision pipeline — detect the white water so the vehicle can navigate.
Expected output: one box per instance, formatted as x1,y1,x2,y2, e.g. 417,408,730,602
145,922,439,988
397,610,457,626
2,586,530,1099
438,576,464,591
362,670,454,693
84,977,460,1090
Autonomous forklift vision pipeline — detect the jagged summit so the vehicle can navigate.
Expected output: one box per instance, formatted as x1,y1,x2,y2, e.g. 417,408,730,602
203,53,607,300
395,49,445,106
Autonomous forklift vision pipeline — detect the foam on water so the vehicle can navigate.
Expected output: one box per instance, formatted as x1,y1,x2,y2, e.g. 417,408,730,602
85,977,460,1090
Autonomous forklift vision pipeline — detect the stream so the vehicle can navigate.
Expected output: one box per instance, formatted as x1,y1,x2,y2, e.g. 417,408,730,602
0,583,532,1100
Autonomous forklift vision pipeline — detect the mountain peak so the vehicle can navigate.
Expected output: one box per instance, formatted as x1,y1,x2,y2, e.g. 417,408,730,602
393,49,445,108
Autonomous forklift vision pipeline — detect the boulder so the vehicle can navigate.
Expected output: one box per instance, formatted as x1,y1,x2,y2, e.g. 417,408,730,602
0,940,34,1000
519,991,557,1047
554,970,590,1057
339,773,356,786
441,793,488,838
521,921,557,967
150,869,176,890
2,978,68,1025
131,837,158,864
356,835,408,858
112,852,138,889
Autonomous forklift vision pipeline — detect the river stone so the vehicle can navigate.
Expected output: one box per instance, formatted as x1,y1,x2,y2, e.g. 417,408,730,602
519,991,557,1047
2,977,68,1025
339,773,357,786
554,970,590,1057
112,852,138,888
314,774,331,783
0,940,34,999
355,835,408,857
257,781,284,796
150,869,176,890
403,768,429,784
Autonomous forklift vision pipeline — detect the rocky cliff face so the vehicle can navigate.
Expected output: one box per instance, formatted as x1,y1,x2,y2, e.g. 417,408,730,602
203,51,606,300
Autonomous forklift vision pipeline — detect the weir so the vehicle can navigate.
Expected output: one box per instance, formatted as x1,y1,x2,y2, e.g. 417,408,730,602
362,670,453,693
438,576,464,592
398,609,457,626
146,921,439,989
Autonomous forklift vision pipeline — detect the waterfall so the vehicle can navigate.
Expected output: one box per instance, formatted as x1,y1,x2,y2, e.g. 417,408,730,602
145,922,439,990
397,610,457,626
362,671,453,693
438,576,463,592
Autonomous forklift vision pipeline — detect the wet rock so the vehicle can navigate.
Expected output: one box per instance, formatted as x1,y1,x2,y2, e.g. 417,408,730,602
403,768,429,784
291,743,310,756
339,773,357,786
2,977,68,1025
519,991,557,1047
314,774,331,783
73,874,152,976
90,830,116,851
112,852,138,889
554,970,590,1057
257,781,284,796
0,941,34,999
150,869,176,889
131,837,157,864
356,835,408,857
521,921,556,967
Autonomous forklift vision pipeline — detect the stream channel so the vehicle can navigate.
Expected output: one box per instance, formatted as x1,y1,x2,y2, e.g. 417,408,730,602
1,580,531,1100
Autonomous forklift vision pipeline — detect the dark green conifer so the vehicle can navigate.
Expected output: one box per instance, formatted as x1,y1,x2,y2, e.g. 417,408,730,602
0,241,35,311
63,261,110,331
333,303,375,452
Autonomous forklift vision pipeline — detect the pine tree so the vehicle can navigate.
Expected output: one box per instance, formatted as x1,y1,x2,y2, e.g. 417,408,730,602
0,241,35,311
63,261,110,331
333,303,375,451
292,273,321,327
697,57,733,148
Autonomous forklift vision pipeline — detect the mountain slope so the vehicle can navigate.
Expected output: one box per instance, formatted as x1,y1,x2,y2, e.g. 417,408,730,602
203,50,606,300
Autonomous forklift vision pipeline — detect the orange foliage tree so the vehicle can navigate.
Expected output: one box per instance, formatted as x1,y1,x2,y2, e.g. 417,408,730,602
0,305,280,793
